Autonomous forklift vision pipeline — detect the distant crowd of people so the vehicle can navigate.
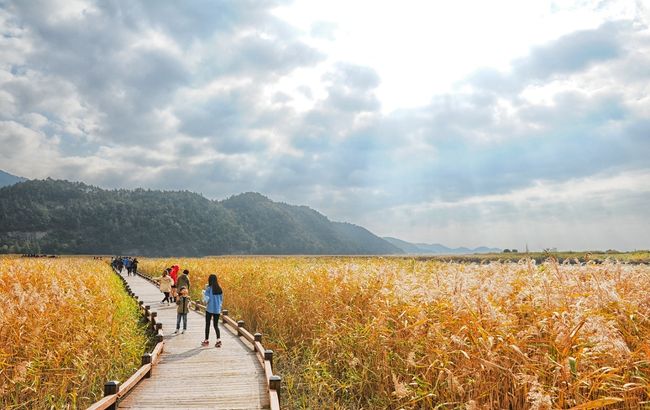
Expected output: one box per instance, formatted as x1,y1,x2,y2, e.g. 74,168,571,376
21,254,57,258
111,256,139,276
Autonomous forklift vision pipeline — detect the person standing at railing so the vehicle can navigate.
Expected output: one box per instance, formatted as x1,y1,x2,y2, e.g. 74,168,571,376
174,286,191,334
202,274,223,348
157,269,174,305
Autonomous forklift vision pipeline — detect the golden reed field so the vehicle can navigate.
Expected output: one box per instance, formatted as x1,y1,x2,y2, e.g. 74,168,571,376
139,257,650,409
0,257,148,409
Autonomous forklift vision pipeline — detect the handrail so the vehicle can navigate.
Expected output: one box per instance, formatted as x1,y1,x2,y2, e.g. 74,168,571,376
117,364,151,398
86,395,116,410
151,339,164,364
86,268,165,410
139,270,282,409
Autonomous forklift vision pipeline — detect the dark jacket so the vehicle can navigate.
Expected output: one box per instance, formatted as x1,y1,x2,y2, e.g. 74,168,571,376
176,295,191,314
176,273,190,291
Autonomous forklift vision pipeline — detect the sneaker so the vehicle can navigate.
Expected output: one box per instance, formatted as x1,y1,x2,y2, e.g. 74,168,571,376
201,340,209,346
215,340,222,348
181,330,185,334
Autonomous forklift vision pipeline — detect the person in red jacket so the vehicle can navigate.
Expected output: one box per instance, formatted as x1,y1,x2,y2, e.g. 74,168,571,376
169,265,179,302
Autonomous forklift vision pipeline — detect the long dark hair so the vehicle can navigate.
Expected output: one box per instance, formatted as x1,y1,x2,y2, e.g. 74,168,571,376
208,274,223,295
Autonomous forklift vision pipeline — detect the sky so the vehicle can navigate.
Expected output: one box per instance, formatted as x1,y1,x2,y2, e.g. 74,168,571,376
1,0,649,251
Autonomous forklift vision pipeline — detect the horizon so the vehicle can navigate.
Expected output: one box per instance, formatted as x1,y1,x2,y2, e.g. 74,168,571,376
1,1,649,251
4,173,648,253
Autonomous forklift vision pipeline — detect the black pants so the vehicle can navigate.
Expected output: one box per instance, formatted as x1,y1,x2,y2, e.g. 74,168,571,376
162,292,170,303
205,312,220,340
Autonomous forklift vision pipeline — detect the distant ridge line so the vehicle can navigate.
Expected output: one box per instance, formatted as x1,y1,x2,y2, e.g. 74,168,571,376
383,236,501,255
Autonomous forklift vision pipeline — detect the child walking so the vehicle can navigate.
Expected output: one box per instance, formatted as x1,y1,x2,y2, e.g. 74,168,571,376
202,274,223,347
174,286,190,334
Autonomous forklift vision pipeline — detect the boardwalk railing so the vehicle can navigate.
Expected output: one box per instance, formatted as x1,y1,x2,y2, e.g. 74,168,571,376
86,270,165,410
137,271,282,410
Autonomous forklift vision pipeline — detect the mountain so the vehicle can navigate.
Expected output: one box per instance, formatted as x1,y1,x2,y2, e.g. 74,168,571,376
0,179,402,256
384,237,500,255
222,192,399,255
381,236,423,253
0,170,27,188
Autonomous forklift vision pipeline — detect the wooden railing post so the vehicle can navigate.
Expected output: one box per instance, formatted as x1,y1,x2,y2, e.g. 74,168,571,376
155,323,164,344
254,333,262,343
104,380,120,409
264,349,273,367
221,309,229,322
142,353,152,378
270,375,281,403
237,320,245,337
150,312,157,329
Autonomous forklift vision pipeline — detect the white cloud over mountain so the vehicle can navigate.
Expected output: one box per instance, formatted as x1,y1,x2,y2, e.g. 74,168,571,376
1,0,648,250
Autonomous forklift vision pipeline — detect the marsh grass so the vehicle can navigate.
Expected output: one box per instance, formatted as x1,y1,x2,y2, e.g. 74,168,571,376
140,257,650,409
0,258,149,409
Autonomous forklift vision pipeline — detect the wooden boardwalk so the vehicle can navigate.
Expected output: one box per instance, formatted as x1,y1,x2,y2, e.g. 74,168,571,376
117,271,269,409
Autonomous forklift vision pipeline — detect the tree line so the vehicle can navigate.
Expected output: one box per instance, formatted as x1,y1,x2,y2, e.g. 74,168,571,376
0,179,401,256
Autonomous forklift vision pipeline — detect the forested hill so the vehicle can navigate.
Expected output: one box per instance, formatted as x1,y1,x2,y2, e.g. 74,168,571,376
0,179,402,256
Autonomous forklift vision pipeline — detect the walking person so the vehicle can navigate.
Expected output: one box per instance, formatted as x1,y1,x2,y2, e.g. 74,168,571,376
157,269,174,305
176,269,191,292
202,274,223,347
174,286,191,334
169,265,179,302
132,258,139,276
123,257,130,275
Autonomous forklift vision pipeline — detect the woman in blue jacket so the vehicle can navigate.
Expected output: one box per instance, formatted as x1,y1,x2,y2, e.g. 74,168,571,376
202,274,223,347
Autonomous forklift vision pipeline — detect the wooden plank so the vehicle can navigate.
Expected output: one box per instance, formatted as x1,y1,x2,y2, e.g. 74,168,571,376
86,394,117,410
254,341,266,366
270,391,280,410
264,360,273,386
223,314,238,328
118,365,151,398
239,326,255,344
150,342,163,364
116,271,270,409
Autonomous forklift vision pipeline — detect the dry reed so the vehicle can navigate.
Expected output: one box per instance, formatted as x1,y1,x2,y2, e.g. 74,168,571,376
0,257,148,409
140,257,650,409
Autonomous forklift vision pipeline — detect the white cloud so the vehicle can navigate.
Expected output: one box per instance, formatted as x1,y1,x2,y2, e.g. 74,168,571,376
0,121,61,177
392,170,650,212
1,0,648,250
358,171,650,250
272,0,644,112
